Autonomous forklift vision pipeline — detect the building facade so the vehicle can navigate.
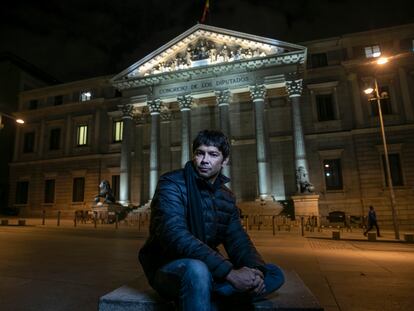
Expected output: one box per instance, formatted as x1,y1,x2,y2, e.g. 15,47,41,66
0,53,58,211
9,24,414,229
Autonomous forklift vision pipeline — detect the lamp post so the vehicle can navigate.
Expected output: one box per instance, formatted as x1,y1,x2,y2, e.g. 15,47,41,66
0,112,24,129
363,57,400,240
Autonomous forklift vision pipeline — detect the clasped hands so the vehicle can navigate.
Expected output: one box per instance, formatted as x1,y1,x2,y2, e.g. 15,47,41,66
225,266,266,295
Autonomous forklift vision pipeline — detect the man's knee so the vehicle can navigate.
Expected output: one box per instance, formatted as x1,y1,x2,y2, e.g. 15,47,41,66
183,259,211,283
264,264,285,292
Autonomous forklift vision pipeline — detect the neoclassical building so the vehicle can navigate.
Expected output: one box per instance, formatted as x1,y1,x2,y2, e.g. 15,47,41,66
9,24,414,229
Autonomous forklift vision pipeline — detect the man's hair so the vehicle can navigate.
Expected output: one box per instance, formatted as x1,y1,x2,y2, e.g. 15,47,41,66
192,130,230,159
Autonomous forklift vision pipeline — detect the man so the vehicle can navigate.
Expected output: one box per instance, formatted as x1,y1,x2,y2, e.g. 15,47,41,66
363,205,381,237
139,130,284,310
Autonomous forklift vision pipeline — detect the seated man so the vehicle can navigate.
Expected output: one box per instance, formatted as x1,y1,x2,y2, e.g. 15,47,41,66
139,130,284,310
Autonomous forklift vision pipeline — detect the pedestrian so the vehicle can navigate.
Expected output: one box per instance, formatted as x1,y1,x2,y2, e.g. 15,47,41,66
363,205,381,237
139,129,285,311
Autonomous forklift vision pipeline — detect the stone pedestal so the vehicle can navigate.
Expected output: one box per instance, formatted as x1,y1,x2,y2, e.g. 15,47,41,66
291,194,320,217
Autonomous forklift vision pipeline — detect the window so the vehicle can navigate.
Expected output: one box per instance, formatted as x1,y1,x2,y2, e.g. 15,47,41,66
49,128,61,150
80,91,92,101
316,94,335,121
76,125,88,146
370,85,392,116
15,181,29,204
113,120,123,142
309,53,328,68
365,45,381,58
29,99,38,110
112,175,120,201
54,95,63,106
399,38,414,52
44,179,55,203
323,159,343,190
72,177,85,202
382,154,404,186
23,132,35,153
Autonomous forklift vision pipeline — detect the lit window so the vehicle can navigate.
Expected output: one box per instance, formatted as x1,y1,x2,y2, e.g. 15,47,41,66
323,159,343,190
77,125,88,146
113,120,123,142
365,45,381,58
80,91,92,101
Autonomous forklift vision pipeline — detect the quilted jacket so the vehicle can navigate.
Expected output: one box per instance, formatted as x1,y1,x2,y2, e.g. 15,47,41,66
139,165,265,285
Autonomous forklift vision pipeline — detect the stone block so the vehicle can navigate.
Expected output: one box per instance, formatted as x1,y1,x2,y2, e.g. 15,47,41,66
332,231,340,240
367,232,377,241
18,219,26,226
1,219,8,226
98,271,323,311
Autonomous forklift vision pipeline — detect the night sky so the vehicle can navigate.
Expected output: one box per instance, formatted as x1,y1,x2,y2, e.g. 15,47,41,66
1,0,414,82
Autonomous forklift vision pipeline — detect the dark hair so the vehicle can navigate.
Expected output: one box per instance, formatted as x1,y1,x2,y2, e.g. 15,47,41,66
192,130,230,159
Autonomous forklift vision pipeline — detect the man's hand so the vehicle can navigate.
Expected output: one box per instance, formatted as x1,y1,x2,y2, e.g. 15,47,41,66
225,267,266,294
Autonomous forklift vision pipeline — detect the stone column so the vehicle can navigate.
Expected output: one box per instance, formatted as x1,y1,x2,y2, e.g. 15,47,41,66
118,104,134,205
38,119,45,157
134,113,145,205
347,73,364,127
216,90,232,188
177,95,193,167
286,79,313,193
249,84,271,200
161,109,173,172
64,114,72,155
13,126,21,161
148,99,162,199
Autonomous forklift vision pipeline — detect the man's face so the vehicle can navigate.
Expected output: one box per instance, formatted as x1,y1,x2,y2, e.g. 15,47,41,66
193,144,228,183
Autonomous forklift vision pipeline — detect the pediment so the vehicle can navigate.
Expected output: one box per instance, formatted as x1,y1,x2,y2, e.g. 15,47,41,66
112,24,306,85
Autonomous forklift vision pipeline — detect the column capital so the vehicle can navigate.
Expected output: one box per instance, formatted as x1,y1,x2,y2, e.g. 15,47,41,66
286,79,303,97
215,90,231,107
148,99,162,115
161,110,173,122
118,104,134,119
249,84,267,101
177,95,193,111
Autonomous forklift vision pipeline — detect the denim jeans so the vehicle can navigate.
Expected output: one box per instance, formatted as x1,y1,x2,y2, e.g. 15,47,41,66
151,259,285,311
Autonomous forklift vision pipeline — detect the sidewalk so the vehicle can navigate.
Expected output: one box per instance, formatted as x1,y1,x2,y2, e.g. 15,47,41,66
0,217,413,310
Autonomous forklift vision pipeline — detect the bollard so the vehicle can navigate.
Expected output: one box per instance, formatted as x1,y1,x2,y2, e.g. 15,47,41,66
42,210,46,225
115,214,118,229
300,216,304,236
272,215,275,236
94,212,97,228
74,215,77,227
57,211,61,226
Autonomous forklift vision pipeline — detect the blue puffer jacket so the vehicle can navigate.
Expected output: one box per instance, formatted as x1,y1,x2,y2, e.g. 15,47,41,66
139,166,265,285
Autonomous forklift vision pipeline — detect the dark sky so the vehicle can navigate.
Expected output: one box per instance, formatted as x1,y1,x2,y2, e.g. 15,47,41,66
1,0,414,82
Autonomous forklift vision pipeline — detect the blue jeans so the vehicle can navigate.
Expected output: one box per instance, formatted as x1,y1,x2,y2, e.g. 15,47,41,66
151,259,285,311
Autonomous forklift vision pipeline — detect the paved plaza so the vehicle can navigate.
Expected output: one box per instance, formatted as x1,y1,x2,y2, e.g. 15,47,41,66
0,218,413,311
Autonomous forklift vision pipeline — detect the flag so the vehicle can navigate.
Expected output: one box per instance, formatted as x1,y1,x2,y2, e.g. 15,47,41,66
200,0,210,23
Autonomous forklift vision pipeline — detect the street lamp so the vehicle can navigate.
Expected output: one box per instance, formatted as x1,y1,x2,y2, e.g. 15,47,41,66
363,56,400,240
0,112,25,129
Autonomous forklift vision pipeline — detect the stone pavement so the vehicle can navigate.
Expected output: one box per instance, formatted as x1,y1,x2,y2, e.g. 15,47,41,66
0,217,413,311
